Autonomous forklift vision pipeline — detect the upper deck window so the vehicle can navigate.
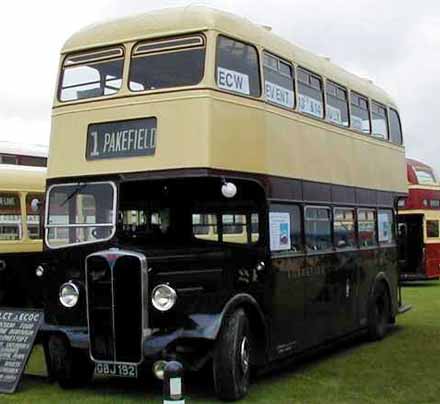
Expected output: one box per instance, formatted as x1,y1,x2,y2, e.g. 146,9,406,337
371,101,389,139
263,52,295,108
216,36,261,97
350,92,370,133
389,108,403,145
326,81,349,127
129,35,205,92
59,47,124,102
415,169,437,185
297,68,324,118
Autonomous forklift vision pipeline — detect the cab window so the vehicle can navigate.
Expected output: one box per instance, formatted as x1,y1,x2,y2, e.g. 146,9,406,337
216,36,261,97
0,193,21,240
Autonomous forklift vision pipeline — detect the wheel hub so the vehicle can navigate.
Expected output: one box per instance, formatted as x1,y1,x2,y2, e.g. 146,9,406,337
240,336,250,374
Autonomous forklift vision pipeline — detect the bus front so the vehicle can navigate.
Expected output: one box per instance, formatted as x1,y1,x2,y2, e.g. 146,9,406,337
42,13,267,393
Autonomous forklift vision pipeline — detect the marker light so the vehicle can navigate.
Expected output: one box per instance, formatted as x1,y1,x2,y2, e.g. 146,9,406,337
221,182,237,198
151,284,177,312
59,281,80,308
35,265,45,277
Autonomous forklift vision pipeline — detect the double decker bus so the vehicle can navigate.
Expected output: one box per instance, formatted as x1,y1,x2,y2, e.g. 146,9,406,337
0,164,46,307
0,141,47,167
398,159,440,280
40,7,409,400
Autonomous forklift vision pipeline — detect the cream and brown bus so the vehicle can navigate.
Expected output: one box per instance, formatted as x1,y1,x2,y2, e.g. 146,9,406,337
40,6,409,400
0,163,46,307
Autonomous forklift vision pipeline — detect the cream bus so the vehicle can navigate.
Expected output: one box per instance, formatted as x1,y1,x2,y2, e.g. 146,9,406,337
40,6,409,400
0,164,46,307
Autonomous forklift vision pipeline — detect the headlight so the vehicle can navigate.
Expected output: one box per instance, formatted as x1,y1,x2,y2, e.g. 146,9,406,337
59,281,80,308
151,284,177,311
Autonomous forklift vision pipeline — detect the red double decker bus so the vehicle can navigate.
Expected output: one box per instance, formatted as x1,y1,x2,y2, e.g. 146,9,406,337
398,159,440,281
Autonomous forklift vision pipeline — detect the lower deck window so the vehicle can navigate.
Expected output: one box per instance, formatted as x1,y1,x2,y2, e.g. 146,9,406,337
269,204,302,252
0,193,21,240
334,208,356,248
358,209,377,247
26,193,43,240
305,207,332,251
426,220,439,238
378,209,394,244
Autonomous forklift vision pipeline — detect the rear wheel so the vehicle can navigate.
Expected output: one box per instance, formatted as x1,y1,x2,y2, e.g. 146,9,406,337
213,309,252,401
48,335,94,388
367,282,390,341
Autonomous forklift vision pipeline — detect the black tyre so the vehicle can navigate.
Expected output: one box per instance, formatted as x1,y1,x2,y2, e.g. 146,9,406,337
48,335,94,389
367,282,390,341
213,308,252,401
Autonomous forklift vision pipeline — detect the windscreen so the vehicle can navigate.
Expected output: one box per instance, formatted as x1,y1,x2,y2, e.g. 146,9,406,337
129,35,205,91
46,182,116,248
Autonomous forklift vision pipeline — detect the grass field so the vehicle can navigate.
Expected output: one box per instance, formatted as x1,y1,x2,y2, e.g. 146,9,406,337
2,282,440,403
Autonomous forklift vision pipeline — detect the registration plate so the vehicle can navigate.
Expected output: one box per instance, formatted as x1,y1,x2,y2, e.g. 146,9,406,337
95,362,138,378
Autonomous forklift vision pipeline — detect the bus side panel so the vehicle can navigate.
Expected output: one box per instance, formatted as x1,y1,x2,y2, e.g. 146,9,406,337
269,255,305,358
424,244,440,279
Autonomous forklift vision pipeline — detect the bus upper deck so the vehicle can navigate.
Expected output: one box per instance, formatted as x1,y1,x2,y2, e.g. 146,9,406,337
49,6,406,197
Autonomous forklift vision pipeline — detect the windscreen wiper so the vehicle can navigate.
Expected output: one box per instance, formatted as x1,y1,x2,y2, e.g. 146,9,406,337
60,183,87,206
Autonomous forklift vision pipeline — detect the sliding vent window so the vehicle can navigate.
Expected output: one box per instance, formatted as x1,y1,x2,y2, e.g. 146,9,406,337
263,52,294,108
59,47,124,101
130,35,205,91
326,81,349,126
305,207,332,251
216,36,261,97
372,101,389,139
351,93,370,133
297,68,324,118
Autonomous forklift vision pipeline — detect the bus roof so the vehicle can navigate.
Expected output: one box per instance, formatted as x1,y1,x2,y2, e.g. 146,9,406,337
0,141,48,158
407,158,439,187
62,6,396,107
0,165,46,191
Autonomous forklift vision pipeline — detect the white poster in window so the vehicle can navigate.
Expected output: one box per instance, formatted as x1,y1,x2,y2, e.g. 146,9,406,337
298,94,322,118
265,81,294,108
269,212,291,251
351,115,364,131
327,104,342,124
217,67,250,95
378,212,391,243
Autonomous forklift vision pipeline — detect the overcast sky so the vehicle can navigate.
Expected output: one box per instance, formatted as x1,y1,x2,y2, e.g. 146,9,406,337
1,0,439,173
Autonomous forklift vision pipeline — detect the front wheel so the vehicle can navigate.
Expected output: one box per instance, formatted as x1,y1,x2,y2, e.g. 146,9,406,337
213,309,252,401
367,283,390,341
48,335,94,388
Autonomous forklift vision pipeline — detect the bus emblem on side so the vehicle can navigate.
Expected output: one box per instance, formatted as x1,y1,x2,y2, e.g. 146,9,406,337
86,117,157,160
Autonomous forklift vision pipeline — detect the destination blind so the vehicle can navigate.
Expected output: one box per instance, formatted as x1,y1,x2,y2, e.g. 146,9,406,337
86,117,157,160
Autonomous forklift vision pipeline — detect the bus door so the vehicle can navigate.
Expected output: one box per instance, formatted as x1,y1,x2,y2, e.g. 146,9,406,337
398,214,424,274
